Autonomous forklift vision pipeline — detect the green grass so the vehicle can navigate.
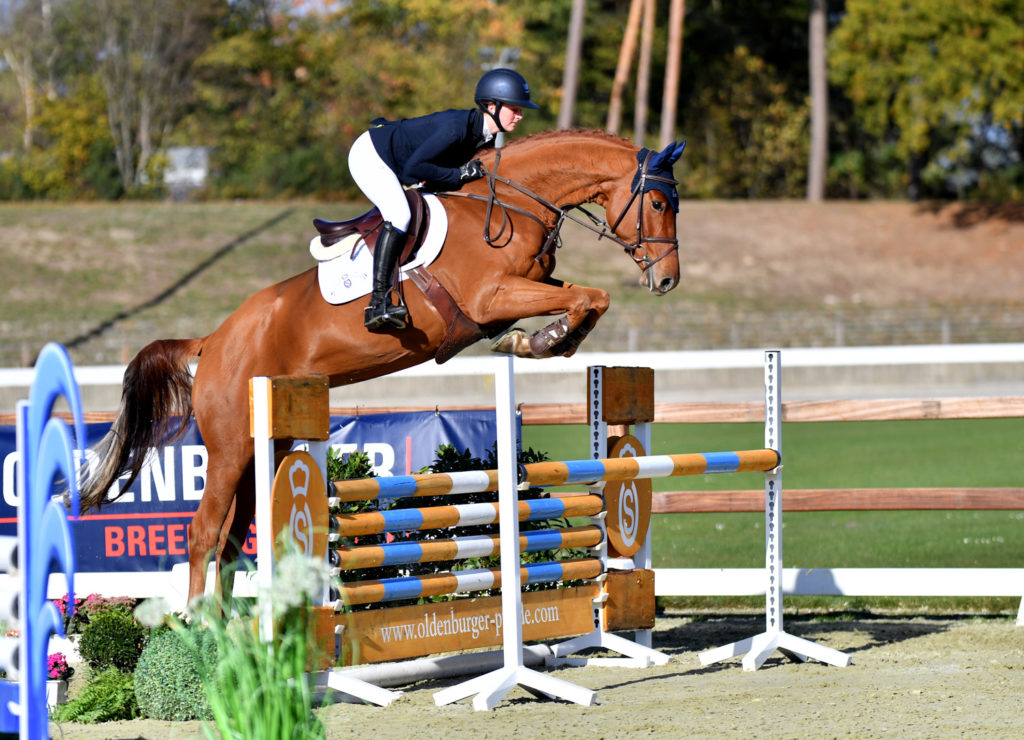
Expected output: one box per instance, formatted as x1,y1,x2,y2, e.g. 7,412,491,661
0,201,650,331
0,201,362,329
0,201,673,365
523,418,1024,570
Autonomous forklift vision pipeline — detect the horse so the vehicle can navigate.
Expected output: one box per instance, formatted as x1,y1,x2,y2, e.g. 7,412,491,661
78,129,686,605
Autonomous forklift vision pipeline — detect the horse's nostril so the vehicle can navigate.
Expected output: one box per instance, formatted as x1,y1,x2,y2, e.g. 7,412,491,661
659,276,676,293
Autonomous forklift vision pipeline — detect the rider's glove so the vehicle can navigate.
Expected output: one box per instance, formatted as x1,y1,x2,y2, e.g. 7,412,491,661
459,159,487,182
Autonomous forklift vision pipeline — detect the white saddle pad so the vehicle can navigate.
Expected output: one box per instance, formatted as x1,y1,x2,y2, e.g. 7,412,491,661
312,194,448,305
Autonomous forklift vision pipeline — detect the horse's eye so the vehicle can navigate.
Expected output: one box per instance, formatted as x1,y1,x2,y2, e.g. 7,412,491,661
651,200,665,213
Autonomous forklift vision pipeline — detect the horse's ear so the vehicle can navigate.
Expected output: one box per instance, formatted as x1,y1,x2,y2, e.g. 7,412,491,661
651,140,687,168
664,140,686,165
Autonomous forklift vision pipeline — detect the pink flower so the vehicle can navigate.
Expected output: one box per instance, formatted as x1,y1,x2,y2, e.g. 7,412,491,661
47,652,74,681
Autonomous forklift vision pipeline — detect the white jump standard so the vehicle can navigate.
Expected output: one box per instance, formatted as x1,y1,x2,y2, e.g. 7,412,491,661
698,350,852,670
433,357,600,710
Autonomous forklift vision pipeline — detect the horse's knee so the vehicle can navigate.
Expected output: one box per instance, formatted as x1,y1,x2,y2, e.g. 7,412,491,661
189,525,218,562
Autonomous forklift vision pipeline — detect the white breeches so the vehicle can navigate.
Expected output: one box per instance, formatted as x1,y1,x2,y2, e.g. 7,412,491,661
348,131,411,233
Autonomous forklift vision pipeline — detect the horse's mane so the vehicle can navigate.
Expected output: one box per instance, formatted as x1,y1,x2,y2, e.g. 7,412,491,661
502,128,638,153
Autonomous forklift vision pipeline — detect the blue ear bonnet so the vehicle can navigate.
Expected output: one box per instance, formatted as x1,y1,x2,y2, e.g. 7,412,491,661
632,140,686,213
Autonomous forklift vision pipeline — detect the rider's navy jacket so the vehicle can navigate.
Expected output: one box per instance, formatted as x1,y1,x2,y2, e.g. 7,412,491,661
368,108,492,192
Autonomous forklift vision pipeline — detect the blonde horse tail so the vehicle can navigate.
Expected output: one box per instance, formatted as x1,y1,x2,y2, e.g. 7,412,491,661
79,337,204,514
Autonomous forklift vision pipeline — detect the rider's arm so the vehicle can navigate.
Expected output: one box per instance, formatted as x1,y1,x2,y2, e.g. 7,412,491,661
401,126,466,191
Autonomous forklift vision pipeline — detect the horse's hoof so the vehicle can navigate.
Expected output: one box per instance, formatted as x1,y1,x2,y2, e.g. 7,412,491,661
490,328,531,357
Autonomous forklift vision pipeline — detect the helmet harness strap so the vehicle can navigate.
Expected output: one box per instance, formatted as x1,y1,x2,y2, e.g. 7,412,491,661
481,101,509,134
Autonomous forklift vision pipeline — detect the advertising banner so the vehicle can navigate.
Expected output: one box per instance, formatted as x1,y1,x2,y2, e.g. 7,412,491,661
0,410,502,575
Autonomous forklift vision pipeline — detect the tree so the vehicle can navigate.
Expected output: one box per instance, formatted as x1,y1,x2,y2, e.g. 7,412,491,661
658,0,685,148
830,0,1024,198
88,0,222,191
188,0,525,198
683,46,809,197
807,0,827,201
633,0,654,146
558,0,586,129
0,0,65,151
606,0,642,136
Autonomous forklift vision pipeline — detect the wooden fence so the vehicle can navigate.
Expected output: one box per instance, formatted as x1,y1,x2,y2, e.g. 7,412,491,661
338,396,1024,623
334,396,1024,514
10,396,1022,619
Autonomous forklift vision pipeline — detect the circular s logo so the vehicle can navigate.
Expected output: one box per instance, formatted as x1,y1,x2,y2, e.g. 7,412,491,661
605,435,652,558
618,480,639,549
287,458,314,556
270,451,328,560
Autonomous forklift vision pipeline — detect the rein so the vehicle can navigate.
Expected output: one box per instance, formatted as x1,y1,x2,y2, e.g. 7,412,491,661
438,150,679,272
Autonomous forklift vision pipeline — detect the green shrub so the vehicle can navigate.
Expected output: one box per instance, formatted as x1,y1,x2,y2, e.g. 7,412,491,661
134,628,216,721
51,667,139,723
58,593,141,635
327,447,375,484
155,553,330,740
78,610,146,673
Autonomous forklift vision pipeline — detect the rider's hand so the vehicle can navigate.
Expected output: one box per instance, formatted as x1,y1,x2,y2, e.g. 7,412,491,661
459,159,487,182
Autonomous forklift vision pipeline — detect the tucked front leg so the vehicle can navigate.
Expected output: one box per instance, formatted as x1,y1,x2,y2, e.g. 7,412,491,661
479,277,610,358
548,283,610,357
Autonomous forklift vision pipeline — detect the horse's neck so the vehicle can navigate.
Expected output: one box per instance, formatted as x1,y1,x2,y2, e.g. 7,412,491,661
499,136,633,208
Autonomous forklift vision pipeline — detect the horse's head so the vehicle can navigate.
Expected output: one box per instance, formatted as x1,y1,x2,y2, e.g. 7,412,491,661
606,140,686,296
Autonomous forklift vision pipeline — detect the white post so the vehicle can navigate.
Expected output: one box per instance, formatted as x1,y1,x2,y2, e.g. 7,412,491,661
251,376,276,640
496,354,525,671
588,365,607,461
764,351,784,638
699,351,852,670
434,356,597,709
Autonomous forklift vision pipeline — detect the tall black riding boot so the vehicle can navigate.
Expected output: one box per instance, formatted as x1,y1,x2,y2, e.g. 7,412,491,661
364,222,409,330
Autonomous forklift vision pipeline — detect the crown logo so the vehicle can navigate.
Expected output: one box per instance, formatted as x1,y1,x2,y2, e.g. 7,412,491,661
289,458,310,498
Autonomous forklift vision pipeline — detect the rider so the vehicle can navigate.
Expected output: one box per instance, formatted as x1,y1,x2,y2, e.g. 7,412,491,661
348,68,539,331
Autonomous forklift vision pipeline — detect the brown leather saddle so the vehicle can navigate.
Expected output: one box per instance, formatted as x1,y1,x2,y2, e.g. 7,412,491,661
313,190,428,267
312,191,485,362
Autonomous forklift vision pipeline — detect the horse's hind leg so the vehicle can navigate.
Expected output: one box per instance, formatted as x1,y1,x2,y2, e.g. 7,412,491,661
187,453,251,605
215,463,257,613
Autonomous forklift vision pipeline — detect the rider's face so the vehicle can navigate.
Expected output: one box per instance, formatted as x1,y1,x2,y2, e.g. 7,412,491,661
500,105,524,130
486,103,524,132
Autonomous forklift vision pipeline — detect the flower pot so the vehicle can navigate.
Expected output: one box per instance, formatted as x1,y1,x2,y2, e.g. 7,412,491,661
46,679,68,708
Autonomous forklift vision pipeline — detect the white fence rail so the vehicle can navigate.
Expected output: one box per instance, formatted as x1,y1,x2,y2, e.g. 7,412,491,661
4,343,1024,388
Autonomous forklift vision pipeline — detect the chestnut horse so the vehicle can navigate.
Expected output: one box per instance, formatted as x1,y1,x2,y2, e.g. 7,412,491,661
79,130,685,604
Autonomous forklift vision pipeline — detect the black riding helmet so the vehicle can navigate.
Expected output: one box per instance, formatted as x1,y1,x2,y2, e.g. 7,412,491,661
475,68,538,133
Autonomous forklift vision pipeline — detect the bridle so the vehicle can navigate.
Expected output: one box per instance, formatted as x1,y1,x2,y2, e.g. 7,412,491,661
438,148,679,274
605,150,680,272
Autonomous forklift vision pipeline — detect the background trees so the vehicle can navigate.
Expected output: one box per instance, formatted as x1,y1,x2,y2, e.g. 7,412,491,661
829,0,1024,200
0,0,1020,201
